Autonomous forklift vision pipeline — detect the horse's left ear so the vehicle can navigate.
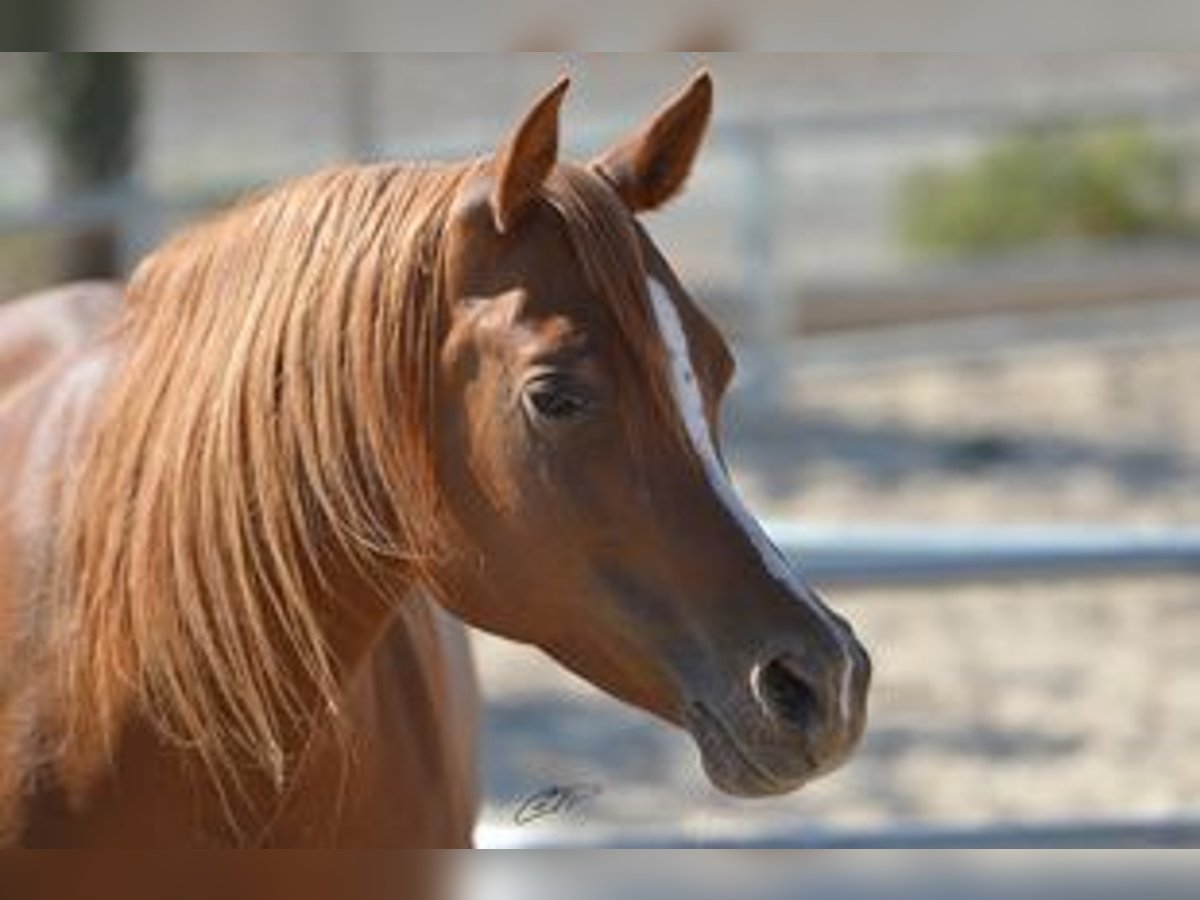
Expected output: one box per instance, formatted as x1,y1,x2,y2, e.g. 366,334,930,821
592,71,714,213
491,77,570,234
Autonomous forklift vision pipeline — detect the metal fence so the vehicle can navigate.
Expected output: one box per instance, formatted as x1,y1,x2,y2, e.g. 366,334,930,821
483,813,1200,849
9,65,1200,339
771,521,1200,585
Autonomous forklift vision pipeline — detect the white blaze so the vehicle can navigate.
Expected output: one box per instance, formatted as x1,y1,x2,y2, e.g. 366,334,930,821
646,277,856,722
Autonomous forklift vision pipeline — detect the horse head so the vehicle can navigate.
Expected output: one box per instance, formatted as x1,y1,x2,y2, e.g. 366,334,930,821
431,74,870,796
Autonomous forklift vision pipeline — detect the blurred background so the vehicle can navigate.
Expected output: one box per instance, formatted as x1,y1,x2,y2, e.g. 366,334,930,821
3,53,1200,848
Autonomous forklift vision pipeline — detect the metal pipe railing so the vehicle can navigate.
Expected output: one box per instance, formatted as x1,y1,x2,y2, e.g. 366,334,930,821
480,812,1200,849
769,522,1200,586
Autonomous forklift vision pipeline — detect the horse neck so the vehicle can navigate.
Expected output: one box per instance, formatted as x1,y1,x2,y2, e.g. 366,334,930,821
307,558,418,686
48,340,420,784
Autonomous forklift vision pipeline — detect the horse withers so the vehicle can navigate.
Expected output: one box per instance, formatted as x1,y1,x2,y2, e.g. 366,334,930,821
0,73,869,847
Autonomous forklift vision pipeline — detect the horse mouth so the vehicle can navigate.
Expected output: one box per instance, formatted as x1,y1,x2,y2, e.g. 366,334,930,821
684,702,818,798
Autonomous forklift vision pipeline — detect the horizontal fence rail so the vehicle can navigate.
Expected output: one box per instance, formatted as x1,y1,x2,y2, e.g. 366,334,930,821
480,813,1200,849
767,522,1200,586
789,295,1200,379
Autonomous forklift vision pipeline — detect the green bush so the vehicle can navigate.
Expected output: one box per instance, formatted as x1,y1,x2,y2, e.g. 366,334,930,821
899,122,1198,258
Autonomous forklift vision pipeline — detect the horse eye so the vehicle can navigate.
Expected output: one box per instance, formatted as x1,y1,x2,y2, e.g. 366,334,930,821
525,379,589,422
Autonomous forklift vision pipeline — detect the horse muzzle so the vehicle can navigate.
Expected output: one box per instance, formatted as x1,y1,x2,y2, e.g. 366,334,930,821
683,641,871,797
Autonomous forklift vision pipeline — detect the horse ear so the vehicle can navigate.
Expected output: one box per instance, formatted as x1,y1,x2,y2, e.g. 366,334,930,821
592,71,713,213
491,77,570,234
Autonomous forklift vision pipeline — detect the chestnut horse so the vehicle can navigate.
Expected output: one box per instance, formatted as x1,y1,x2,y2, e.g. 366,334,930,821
0,73,869,848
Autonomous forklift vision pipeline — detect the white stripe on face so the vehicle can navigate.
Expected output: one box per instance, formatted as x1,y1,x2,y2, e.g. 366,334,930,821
646,276,856,723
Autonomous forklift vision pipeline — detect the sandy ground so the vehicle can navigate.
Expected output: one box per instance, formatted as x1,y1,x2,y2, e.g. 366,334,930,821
473,329,1200,842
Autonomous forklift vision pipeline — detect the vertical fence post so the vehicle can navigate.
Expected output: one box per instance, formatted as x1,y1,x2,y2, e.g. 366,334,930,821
735,123,788,415
339,54,381,162
115,174,165,276
37,52,142,281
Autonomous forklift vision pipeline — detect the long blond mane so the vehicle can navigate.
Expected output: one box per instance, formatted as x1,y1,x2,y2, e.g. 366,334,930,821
53,160,676,804
56,163,473,798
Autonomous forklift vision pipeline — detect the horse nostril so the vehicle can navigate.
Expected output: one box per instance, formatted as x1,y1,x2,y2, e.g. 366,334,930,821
754,657,822,733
